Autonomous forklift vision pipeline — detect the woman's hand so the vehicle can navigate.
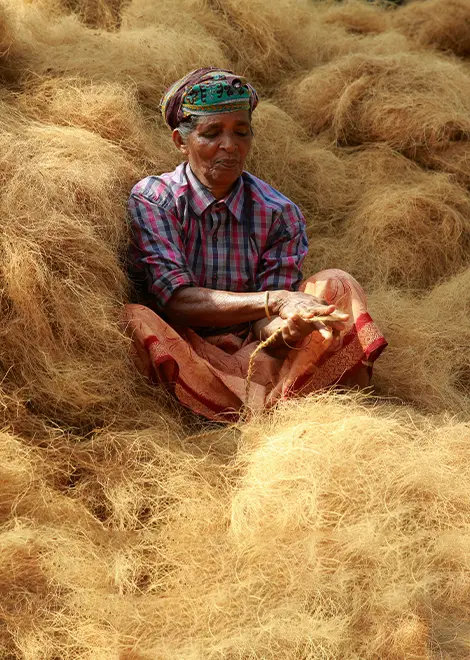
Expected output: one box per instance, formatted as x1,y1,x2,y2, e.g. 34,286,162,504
253,290,350,359
272,290,349,343
259,315,306,348
252,316,296,359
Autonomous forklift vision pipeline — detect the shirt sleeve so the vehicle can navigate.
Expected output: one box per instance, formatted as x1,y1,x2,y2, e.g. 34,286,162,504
128,189,196,309
255,203,309,292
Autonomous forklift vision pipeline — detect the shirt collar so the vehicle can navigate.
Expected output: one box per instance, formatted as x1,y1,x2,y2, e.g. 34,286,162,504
186,163,245,223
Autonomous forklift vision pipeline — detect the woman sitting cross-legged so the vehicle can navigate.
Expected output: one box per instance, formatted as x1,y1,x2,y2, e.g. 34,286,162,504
124,67,387,421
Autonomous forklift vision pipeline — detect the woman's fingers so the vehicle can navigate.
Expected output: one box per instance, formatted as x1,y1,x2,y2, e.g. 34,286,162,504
288,312,348,332
278,291,351,322
278,291,351,345
289,307,332,324
292,305,349,324
328,311,349,322
299,303,336,319
289,315,314,336
329,320,348,331
282,317,303,344
312,320,333,343
282,318,345,348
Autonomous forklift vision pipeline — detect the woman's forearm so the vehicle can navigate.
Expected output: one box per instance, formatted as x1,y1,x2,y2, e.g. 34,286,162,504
164,286,284,327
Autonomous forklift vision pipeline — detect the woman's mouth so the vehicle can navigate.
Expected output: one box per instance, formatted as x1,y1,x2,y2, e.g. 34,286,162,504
216,160,239,169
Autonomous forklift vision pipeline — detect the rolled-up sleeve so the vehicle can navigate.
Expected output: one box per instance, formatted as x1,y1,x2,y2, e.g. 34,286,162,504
128,189,195,308
255,203,308,292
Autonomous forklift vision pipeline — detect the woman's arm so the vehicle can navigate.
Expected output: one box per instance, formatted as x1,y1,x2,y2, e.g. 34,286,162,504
165,286,347,333
165,286,273,327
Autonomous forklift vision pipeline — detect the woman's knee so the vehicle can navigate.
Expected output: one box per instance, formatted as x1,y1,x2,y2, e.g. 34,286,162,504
303,268,359,286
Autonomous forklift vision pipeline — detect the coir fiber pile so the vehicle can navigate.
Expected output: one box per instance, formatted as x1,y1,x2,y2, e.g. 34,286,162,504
1,0,470,657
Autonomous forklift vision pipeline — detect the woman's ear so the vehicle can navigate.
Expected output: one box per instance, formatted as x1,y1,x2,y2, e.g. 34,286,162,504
172,129,188,156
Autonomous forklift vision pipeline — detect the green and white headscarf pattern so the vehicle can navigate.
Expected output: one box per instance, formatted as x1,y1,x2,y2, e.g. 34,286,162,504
160,67,258,129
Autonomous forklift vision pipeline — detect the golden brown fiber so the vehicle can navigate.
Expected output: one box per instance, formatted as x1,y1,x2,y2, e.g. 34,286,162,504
1,0,470,656
394,0,470,57
286,51,470,156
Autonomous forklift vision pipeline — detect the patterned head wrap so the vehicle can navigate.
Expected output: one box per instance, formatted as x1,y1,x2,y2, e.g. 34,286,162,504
160,67,259,130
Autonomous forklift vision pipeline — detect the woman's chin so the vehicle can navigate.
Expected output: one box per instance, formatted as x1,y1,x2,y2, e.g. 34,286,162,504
212,167,242,185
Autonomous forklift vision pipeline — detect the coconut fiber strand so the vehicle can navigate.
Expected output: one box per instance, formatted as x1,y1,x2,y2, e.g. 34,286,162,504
1,0,470,657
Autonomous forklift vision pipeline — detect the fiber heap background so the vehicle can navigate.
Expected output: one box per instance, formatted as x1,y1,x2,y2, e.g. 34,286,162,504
1,0,470,657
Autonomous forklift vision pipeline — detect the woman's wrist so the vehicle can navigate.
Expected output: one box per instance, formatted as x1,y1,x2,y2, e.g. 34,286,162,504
268,289,288,317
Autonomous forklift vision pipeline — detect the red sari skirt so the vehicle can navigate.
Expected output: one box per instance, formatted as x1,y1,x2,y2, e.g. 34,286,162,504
123,269,387,422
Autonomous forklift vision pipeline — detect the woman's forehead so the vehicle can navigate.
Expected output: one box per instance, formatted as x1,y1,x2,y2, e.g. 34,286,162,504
196,110,251,128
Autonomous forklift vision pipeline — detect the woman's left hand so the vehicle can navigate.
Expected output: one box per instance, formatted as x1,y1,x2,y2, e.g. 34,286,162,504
284,311,347,346
253,312,345,359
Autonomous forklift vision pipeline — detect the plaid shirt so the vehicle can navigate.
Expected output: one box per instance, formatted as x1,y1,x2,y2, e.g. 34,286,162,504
128,163,308,310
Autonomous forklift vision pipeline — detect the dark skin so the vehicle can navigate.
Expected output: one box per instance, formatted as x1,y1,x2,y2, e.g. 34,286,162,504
169,110,351,361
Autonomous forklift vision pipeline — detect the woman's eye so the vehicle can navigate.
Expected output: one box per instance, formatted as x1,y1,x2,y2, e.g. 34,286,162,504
201,129,250,139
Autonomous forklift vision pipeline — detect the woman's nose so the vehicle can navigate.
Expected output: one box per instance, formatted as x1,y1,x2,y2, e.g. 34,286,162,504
220,133,236,152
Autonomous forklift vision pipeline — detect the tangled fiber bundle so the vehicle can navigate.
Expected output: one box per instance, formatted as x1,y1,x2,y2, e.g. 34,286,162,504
394,0,470,57
31,0,128,29
369,269,470,413
2,0,470,656
180,0,350,88
415,141,470,190
321,0,390,35
0,113,138,422
3,395,470,658
248,102,355,229
2,0,228,109
333,171,470,289
122,0,379,91
0,3,30,84
304,145,470,290
286,51,470,156
14,77,179,173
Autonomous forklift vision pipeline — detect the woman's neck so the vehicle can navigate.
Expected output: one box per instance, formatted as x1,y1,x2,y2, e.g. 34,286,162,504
188,164,239,201
209,183,234,200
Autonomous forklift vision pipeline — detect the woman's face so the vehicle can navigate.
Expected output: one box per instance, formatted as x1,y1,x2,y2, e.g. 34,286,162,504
173,110,253,194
